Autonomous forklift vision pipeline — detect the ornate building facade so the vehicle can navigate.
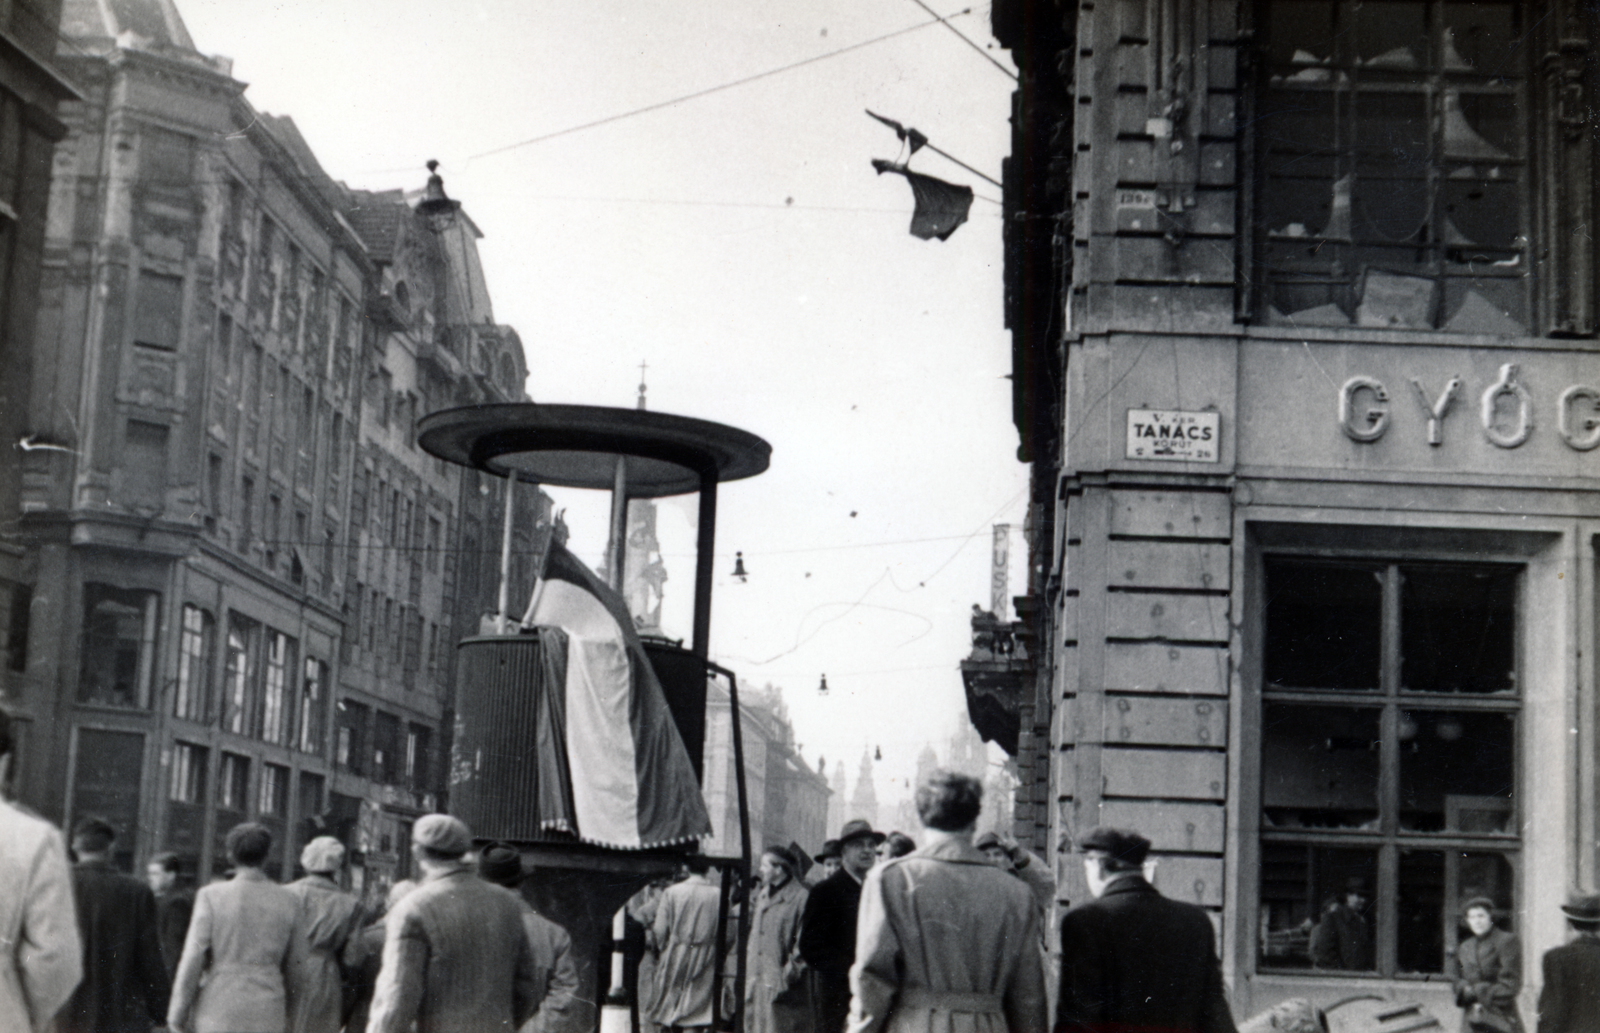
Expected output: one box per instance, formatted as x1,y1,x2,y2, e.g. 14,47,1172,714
986,0,1599,1022
7,0,529,890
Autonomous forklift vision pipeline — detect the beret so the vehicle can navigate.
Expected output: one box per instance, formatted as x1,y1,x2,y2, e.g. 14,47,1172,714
1460,896,1498,917
300,836,346,874
413,813,472,856
1077,826,1151,865
478,843,525,887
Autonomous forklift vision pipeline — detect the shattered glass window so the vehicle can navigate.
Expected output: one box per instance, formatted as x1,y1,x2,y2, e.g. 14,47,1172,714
1258,559,1521,977
1257,0,1529,332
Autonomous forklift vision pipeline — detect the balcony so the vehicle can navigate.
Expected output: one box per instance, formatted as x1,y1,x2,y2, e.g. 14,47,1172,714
959,602,1034,755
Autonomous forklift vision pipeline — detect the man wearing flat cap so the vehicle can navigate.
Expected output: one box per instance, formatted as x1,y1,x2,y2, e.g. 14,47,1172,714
801,819,884,1033
479,843,582,1033
368,814,540,1033
284,835,359,1033
1536,892,1600,1033
1055,826,1235,1033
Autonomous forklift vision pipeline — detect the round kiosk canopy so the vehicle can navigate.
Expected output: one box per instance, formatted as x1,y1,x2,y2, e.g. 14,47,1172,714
417,403,771,497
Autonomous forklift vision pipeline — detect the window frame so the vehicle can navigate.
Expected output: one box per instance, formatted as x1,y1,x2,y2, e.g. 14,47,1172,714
1247,0,1535,333
1248,548,1524,980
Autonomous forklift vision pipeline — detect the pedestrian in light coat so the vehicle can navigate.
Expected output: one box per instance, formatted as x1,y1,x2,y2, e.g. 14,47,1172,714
58,816,171,1033
746,846,811,1033
1536,892,1600,1033
649,855,723,1031
1450,897,1523,1033
801,820,884,1033
847,771,1046,1033
284,836,360,1033
167,822,301,1033
0,709,82,1033
479,843,583,1033
366,814,539,1033
1055,827,1236,1033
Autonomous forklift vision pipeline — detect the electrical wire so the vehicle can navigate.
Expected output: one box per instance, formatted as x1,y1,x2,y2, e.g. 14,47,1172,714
903,0,1017,80
466,7,977,162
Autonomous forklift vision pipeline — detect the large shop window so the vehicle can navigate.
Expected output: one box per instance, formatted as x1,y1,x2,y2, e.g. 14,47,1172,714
78,584,160,708
1256,0,1530,332
1258,559,1519,977
174,604,215,722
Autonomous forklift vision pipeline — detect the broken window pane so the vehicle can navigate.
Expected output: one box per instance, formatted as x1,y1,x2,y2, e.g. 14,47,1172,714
1399,709,1514,832
1263,704,1381,829
1442,3,1520,77
1267,0,1337,70
1265,561,1382,690
1259,843,1378,970
1400,565,1516,692
1355,93,1430,162
1355,1,1427,70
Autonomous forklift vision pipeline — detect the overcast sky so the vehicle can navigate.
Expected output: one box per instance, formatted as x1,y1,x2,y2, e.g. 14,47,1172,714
178,0,1028,819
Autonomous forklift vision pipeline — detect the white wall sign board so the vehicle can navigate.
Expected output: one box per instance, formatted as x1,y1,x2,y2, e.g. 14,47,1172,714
1125,409,1220,462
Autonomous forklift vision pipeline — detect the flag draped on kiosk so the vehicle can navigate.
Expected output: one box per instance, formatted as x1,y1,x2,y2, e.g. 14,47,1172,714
521,541,712,849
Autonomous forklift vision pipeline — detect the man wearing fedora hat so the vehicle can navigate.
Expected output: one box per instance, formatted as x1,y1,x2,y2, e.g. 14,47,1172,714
811,841,842,886
479,844,581,1033
1308,876,1374,971
801,819,884,1033
1535,892,1600,1033
1056,826,1235,1033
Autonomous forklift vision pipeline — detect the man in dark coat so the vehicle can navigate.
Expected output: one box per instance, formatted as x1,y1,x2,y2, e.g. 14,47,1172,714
60,817,171,1033
1056,826,1235,1033
1537,892,1600,1033
800,820,884,1033
145,852,192,983
1308,878,1373,971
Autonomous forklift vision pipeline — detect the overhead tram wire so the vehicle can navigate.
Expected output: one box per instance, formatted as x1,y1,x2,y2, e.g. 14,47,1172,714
903,0,1017,80
465,7,978,162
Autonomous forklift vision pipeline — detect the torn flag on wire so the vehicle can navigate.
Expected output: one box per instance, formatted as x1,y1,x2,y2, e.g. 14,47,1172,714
872,159,974,241
521,540,711,849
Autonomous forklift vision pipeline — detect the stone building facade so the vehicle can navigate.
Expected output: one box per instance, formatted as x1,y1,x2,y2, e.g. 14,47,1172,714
987,0,1600,1022
7,0,529,890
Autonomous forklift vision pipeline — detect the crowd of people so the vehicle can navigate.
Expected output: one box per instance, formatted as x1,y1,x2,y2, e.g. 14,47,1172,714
3,700,1600,1033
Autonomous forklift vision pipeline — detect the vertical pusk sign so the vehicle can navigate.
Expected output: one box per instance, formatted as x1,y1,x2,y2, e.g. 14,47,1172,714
991,524,1010,622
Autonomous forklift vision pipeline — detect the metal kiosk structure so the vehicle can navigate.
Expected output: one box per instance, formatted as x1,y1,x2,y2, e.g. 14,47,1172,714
418,402,770,1033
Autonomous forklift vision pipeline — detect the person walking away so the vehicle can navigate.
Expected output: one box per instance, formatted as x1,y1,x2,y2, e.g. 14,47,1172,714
58,817,170,1033
167,822,300,1033
0,707,82,1033
478,843,582,1033
1450,897,1523,1033
847,771,1045,1033
366,814,539,1033
147,852,192,984
649,855,723,1032
627,879,671,1033
1536,892,1600,1033
284,836,360,1033
1056,827,1235,1033
341,879,414,1033
800,820,884,1033
746,846,811,1033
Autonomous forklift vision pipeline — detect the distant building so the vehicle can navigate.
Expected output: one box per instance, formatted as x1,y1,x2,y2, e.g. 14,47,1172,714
826,759,846,837
7,0,527,891
848,747,881,832
701,681,830,857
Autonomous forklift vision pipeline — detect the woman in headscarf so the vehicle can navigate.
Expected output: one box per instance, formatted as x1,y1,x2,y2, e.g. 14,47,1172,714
1450,897,1524,1033
167,823,300,1033
284,836,360,1033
